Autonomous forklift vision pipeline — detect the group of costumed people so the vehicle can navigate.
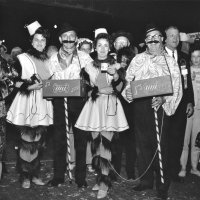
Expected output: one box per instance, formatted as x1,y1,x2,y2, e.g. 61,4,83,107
0,19,188,200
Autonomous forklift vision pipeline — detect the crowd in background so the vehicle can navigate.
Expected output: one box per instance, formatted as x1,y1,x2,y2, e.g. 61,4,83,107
0,20,200,200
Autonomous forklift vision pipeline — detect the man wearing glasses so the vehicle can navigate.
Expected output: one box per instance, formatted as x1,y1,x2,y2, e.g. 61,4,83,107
123,24,182,200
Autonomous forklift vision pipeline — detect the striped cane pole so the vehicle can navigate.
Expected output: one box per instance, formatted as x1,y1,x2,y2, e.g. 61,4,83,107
64,98,73,183
154,107,164,184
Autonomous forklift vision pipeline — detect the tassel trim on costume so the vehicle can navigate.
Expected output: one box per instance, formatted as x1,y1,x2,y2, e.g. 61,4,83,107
18,126,46,154
91,86,99,101
19,126,46,141
27,47,48,61
101,135,112,152
18,80,32,95
19,75,44,95
79,68,93,101
97,173,112,188
18,155,40,178
91,134,112,155
80,68,90,84
91,134,101,155
92,156,111,173
111,68,126,95
20,139,41,155
87,132,93,142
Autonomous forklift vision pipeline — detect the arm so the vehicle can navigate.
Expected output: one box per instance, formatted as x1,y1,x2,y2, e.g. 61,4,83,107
185,65,194,117
121,58,135,102
178,53,194,117
14,59,42,94
112,67,127,93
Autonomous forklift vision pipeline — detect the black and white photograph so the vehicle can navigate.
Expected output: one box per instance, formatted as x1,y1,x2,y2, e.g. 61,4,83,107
1,0,200,199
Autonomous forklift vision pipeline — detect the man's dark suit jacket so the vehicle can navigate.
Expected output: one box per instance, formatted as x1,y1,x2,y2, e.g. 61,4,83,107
166,47,194,179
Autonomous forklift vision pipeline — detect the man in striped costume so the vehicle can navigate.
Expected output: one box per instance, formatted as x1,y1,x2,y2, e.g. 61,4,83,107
123,24,183,200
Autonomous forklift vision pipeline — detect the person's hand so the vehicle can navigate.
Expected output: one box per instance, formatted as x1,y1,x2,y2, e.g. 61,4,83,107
46,98,53,101
126,87,133,101
120,62,128,69
186,102,194,118
107,66,116,75
15,81,23,88
99,87,113,94
126,74,135,82
152,96,166,109
28,82,43,91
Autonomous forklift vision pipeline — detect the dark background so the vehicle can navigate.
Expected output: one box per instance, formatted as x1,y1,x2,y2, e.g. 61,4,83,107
0,0,200,51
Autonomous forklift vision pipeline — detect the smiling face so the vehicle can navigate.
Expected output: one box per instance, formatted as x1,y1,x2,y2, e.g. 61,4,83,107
96,38,110,60
145,30,163,53
80,43,92,54
32,33,46,52
165,27,180,51
59,30,77,50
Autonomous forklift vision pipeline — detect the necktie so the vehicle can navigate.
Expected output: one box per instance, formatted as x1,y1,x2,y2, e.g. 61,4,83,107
172,51,175,59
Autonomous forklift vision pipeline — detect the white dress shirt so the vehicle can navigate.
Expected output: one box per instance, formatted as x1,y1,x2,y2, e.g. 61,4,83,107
165,46,178,63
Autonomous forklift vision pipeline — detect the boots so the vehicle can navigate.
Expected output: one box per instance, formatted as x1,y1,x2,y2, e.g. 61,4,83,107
97,182,109,199
95,173,111,199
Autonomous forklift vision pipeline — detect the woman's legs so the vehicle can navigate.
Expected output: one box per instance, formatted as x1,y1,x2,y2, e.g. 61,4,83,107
18,126,46,188
86,141,94,172
179,116,193,177
91,131,114,199
191,109,200,176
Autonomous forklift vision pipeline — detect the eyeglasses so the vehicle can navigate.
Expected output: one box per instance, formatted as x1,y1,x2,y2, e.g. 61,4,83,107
145,34,162,41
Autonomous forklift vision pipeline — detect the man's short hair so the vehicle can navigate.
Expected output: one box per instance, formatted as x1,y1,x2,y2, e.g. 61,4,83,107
112,30,133,44
165,26,179,34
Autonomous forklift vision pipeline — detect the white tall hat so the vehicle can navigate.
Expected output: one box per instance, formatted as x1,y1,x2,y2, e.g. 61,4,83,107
26,21,41,36
94,28,108,38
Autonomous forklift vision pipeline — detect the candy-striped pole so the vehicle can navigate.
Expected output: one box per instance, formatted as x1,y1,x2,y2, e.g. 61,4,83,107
64,98,73,182
154,107,164,184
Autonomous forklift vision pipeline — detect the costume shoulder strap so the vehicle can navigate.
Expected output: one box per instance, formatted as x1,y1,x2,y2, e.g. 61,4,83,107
17,53,36,79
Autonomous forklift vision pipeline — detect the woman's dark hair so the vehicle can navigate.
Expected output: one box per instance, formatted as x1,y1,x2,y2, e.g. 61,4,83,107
30,27,50,44
93,33,112,49
117,46,135,65
189,41,200,58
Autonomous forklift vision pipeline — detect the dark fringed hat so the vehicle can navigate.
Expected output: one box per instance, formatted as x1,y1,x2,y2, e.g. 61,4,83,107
144,23,162,38
58,23,78,36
